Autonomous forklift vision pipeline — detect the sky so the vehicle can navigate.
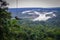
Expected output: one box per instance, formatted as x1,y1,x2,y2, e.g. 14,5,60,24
6,0,60,8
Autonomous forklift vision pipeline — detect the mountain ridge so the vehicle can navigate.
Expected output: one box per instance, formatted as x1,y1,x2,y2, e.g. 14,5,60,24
8,7,60,27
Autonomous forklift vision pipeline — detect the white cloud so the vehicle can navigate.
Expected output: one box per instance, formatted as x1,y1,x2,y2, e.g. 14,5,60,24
22,10,32,14
21,10,56,21
33,11,56,21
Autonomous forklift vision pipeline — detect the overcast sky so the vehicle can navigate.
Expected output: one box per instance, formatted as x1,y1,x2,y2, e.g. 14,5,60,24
6,0,60,8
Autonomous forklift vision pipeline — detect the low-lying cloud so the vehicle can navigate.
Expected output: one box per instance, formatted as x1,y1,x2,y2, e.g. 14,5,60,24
22,10,56,21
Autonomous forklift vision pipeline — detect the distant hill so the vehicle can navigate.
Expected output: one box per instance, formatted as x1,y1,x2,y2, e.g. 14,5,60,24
8,8,60,27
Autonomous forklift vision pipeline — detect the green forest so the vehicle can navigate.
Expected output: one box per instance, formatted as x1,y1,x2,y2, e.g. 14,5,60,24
0,0,60,40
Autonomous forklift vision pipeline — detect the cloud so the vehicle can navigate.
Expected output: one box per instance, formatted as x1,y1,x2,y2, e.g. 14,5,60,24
21,10,56,21
22,10,33,14
33,11,56,21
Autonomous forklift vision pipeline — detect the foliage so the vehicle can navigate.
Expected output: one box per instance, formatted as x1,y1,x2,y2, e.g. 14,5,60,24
0,0,60,40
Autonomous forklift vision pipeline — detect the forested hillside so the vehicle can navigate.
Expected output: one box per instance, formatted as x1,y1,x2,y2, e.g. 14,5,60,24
0,0,60,40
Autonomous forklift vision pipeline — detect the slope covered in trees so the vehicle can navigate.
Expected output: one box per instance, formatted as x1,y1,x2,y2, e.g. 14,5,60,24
0,0,60,40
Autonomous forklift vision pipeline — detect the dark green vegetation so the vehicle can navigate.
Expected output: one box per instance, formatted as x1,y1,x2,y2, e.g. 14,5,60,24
0,0,60,40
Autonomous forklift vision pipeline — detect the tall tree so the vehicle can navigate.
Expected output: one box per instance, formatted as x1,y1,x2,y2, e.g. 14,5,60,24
0,0,11,40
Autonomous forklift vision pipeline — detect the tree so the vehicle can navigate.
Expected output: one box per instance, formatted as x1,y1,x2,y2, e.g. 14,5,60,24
0,0,11,40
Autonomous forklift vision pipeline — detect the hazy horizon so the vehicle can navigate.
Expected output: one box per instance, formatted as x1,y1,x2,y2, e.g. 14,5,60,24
6,0,60,8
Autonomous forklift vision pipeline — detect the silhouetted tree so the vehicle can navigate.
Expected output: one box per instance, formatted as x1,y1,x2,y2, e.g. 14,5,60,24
0,0,11,40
